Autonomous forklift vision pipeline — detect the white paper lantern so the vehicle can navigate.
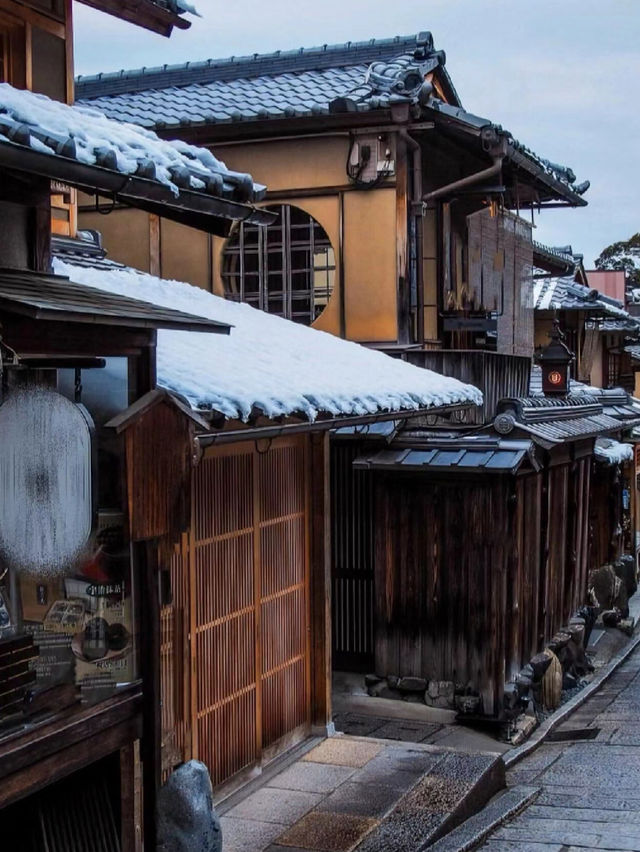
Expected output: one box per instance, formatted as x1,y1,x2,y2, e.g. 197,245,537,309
0,387,93,576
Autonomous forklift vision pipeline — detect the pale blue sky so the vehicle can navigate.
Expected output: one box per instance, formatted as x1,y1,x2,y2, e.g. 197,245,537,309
73,0,640,266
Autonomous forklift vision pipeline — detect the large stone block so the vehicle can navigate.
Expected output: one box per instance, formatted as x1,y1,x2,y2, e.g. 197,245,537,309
398,676,428,693
157,760,222,852
425,680,455,708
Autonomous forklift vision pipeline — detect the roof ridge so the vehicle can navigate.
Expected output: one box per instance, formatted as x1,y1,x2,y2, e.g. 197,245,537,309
75,32,424,98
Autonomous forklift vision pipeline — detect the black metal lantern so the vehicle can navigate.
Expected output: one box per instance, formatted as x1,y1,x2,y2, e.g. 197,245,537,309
536,321,574,396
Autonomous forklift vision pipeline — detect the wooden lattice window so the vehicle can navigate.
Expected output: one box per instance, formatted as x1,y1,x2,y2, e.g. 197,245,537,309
607,350,622,388
222,204,336,324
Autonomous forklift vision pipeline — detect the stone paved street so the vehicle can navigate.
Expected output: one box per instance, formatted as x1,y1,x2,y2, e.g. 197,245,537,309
477,644,640,851
218,735,502,851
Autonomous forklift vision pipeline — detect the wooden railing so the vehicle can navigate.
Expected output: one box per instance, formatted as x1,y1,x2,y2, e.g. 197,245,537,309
404,349,531,424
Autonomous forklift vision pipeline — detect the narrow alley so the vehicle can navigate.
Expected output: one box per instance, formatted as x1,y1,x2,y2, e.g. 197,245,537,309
470,643,640,852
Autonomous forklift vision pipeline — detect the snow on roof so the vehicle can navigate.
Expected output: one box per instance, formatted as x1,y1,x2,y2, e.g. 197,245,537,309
0,83,263,202
594,437,634,465
52,258,482,422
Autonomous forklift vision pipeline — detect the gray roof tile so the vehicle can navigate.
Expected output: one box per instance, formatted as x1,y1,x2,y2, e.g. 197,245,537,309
75,31,587,201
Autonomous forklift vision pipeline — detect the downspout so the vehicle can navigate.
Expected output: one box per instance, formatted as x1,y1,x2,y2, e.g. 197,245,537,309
421,136,507,341
422,137,508,205
398,128,424,344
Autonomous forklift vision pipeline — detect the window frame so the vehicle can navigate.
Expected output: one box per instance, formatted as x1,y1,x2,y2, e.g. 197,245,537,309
221,204,336,325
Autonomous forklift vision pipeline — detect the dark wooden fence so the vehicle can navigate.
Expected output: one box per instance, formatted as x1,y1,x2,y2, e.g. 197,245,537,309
404,350,531,424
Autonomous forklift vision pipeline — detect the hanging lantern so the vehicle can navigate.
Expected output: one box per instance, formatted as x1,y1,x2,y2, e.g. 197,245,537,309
0,386,94,576
536,321,574,396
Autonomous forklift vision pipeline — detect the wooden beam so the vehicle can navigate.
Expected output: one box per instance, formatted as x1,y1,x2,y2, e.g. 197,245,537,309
149,214,160,277
75,0,189,37
64,0,74,104
0,0,65,36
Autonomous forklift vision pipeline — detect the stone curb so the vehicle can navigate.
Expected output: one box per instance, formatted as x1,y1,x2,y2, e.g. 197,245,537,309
503,629,640,769
426,784,540,852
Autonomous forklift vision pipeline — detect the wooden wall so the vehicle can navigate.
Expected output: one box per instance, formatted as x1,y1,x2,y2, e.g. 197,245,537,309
79,133,401,344
374,474,512,715
589,464,622,568
358,456,592,717
0,0,73,102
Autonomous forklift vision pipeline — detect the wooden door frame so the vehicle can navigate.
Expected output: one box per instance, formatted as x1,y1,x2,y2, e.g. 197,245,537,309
176,431,332,789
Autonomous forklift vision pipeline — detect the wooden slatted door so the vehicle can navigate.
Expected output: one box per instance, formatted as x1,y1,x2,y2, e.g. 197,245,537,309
174,436,311,789
259,441,310,753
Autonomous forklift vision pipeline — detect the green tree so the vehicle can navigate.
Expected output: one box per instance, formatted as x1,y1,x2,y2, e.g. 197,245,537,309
595,233,640,287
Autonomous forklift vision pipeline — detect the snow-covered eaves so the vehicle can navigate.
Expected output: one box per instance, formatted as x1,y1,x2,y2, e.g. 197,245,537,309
52,257,482,424
77,0,197,38
0,84,270,232
594,437,634,465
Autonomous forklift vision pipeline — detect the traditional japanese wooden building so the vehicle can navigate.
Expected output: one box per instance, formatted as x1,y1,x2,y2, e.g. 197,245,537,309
533,250,640,393
75,30,640,732
51,236,480,796
0,0,303,845
75,30,588,353
343,388,640,717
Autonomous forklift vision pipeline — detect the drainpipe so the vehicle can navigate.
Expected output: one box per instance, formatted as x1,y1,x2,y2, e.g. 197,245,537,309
398,128,424,344
422,137,508,205
421,136,507,341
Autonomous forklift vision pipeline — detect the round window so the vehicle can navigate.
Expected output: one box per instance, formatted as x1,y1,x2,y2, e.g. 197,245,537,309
222,204,335,325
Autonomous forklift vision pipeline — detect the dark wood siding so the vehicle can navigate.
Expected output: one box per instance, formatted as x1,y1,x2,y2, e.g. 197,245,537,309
374,475,512,715
125,400,192,542
368,460,593,717
404,350,530,424
331,441,375,670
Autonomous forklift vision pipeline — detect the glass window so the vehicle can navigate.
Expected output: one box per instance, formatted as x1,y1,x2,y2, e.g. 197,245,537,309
222,204,336,325
0,364,139,742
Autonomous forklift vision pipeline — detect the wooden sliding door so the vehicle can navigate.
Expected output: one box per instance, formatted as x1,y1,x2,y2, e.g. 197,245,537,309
161,436,311,789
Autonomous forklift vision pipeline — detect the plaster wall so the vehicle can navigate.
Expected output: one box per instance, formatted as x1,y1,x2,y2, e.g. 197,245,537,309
79,134,402,343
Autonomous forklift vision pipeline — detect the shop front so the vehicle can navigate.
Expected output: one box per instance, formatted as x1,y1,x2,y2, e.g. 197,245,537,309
0,270,228,850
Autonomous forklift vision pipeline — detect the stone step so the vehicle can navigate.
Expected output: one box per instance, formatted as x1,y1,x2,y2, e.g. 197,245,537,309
353,751,507,852
425,785,540,851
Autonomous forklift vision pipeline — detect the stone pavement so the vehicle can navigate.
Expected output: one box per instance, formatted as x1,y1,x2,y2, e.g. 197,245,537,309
218,735,503,851
477,644,640,851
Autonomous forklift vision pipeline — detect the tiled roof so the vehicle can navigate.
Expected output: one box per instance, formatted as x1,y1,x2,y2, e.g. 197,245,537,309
0,83,264,203
0,268,229,333
75,34,445,104
508,375,640,441
74,32,587,202
533,275,632,319
353,437,533,474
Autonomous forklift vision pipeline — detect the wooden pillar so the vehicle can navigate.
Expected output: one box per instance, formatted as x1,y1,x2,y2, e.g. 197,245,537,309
309,432,332,731
120,742,141,852
149,214,161,278
140,541,161,850
395,133,410,344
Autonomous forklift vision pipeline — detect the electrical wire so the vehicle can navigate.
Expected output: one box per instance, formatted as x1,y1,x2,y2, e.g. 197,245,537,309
346,136,394,191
